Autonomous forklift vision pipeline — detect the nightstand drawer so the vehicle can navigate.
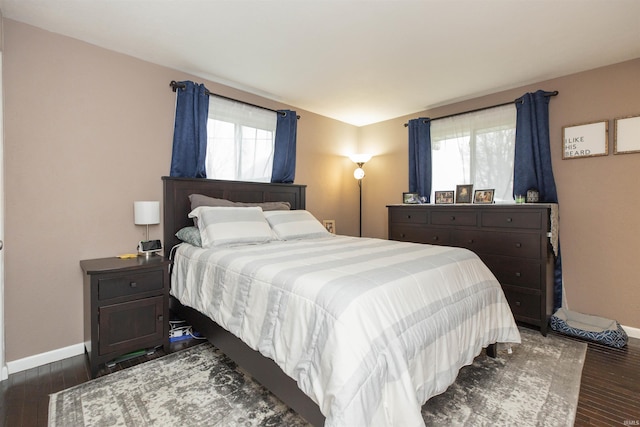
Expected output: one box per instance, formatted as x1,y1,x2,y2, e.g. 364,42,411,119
481,211,543,229
98,270,164,301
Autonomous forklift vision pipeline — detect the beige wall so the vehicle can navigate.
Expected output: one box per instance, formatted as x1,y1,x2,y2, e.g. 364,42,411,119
3,18,638,363
2,19,359,362
359,58,640,330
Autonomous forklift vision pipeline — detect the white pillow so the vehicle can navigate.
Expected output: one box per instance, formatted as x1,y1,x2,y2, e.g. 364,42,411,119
188,206,274,248
263,210,332,240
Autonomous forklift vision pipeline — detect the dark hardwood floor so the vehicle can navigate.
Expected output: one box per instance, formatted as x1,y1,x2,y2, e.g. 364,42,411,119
0,329,638,427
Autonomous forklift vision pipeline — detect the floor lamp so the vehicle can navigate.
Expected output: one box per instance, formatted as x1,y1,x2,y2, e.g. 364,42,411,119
349,154,372,237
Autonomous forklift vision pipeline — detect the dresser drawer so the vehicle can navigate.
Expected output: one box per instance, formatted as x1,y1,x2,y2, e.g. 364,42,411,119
98,269,164,301
481,254,542,290
452,230,541,259
389,224,451,245
430,210,477,226
481,210,543,230
502,287,541,321
389,208,428,224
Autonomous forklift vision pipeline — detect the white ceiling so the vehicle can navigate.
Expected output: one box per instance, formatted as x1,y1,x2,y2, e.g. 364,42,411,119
2,0,639,126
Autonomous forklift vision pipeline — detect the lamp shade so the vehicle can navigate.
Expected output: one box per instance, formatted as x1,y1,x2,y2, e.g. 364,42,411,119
349,153,372,165
134,201,160,225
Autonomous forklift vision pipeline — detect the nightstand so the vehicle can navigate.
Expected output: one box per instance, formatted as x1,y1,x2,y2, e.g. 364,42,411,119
80,256,170,378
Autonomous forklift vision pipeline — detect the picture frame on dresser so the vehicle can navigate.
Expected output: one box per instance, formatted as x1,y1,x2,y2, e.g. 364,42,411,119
403,192,420,204
435,191,454,204
473,189,494,204
455,184,473,203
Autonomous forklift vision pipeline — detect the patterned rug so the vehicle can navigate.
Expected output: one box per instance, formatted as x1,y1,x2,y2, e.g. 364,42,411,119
49,327,586,426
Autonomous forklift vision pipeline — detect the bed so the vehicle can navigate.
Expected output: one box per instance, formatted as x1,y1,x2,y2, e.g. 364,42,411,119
163,176,521,427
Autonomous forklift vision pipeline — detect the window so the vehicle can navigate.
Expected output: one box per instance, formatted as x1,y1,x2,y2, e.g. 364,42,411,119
430,105,517,202
206,96,277,182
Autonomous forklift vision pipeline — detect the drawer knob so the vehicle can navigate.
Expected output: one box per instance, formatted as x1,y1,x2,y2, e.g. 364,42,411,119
515,272,522,277
450,216,456,221
515,301,522,306
400,233,406,238
515,243,522,248
406,215,412,219
129,282,137,288
157,315,164,322
506,217,513,222
432,236,439,241
467,239,474,244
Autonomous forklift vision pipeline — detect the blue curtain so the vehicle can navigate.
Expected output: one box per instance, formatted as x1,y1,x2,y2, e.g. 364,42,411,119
271,110,297,183
514,90,563,311
407,118,432,201
170,81,209,178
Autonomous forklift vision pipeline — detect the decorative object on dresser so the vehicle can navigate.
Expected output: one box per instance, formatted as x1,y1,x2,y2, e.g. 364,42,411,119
80,256,170,378
434,191,454,204
455,184,473,203
473,189,495,204
387,203,557,335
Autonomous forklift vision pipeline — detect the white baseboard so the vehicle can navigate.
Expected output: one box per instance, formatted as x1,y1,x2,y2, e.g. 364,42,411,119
3,324,640,377
6,343,84,375
623,324,640,340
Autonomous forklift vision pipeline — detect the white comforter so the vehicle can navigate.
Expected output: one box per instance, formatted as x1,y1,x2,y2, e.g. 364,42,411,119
171,235,520,427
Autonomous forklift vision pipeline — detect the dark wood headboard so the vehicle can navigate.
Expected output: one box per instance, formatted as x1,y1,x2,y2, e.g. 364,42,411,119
162,176,307,252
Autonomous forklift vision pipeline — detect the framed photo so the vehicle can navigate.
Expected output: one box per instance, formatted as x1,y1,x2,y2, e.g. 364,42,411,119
473,189,495,204
322,219,336,234
455,185,473,204
614,114,640,154
562,120,608,159
434,191,454,204
403,192,420,204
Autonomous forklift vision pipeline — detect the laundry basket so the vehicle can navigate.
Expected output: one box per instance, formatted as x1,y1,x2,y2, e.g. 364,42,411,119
550,308,628,348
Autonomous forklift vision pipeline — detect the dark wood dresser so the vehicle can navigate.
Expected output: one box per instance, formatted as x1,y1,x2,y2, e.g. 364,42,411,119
81,256,170,377
387,203,556,335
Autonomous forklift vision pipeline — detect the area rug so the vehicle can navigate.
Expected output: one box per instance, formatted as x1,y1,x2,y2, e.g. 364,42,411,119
49,327,586,426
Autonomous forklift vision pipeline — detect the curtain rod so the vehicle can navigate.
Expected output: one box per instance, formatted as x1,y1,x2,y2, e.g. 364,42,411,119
170,81,300,119
403,91,558,127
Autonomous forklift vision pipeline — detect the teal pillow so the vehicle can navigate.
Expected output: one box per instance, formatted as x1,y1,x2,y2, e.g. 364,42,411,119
175,226,202,247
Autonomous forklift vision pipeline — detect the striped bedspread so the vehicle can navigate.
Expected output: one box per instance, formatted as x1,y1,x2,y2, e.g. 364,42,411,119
171,235,521,427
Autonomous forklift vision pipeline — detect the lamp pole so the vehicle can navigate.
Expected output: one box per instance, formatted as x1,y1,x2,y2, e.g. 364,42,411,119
349,154,371,238
358,175,362,237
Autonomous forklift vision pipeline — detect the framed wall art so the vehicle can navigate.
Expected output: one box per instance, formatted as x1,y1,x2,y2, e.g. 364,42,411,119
322,219,336,234
455,185,473,204
614,114,640,154
434,191,454,204
562,120,608,159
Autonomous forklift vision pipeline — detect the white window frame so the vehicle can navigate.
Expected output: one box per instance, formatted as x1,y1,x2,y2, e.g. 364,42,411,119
430,105,517,203
205,96,277,182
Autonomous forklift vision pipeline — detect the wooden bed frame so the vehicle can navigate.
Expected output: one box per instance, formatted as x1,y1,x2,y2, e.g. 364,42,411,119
162,176,497,426
162,176,325,426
